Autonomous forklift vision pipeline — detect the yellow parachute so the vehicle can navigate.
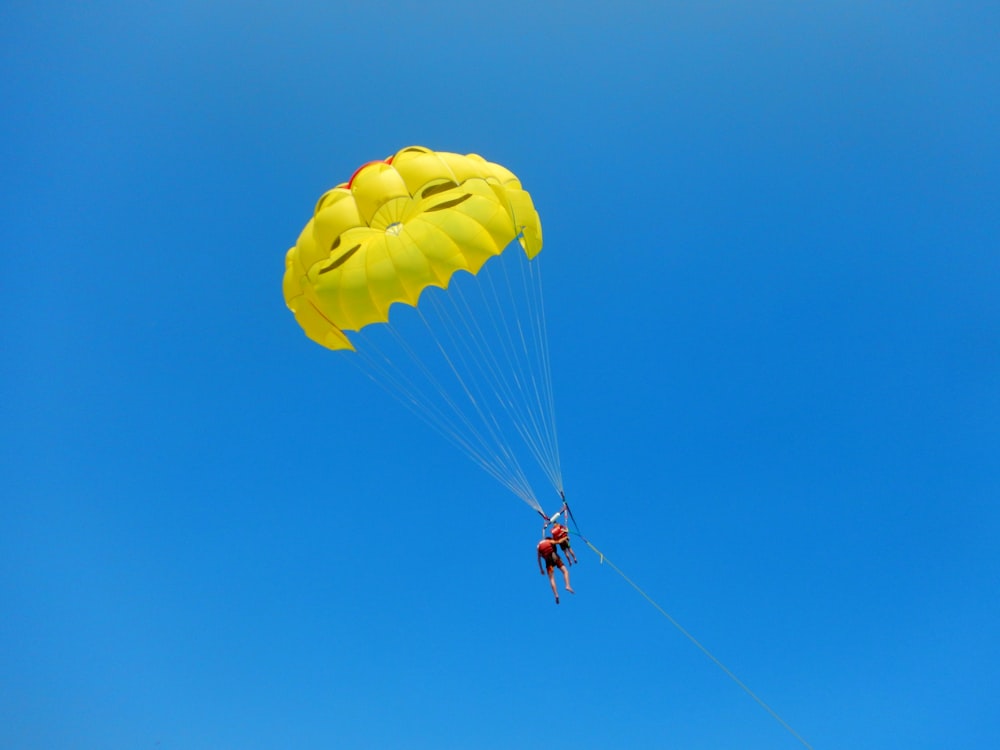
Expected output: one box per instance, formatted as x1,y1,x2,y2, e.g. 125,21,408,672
283,146,543,351
282,147,560,513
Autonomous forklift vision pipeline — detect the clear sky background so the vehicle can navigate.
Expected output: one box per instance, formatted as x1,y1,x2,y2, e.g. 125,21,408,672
2,3,998,749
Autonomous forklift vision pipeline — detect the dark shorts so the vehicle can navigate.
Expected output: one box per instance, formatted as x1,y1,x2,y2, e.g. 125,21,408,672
544,553,564,571
557,539,571,551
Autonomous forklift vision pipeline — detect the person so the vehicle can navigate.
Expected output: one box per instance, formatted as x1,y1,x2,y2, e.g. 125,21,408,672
550,521,578,565
537,536,574,604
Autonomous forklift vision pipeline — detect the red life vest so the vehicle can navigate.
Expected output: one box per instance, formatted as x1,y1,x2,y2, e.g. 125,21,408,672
537,539,557,557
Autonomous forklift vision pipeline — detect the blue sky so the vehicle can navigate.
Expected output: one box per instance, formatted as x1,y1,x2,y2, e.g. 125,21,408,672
2,2,998,748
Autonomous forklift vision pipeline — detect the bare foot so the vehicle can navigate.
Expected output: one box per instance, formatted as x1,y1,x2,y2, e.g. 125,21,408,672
566,587,575,594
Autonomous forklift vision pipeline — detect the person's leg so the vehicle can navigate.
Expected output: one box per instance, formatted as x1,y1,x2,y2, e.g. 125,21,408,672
561,563,574,594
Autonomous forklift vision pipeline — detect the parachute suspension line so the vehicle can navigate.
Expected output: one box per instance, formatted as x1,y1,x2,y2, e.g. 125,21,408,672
337,234,559,515
573,530,814,750
348,319,540,510
508,250,562,493
449,268,546,474
413,301,542,512
381,318,504,469
533,260,562,493
348,334,499,484
443,253,560,497
352,320,477,448
481,254,561,494
425,282,534,465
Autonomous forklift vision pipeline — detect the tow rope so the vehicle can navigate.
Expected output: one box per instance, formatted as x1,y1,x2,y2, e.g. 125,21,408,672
552,498,813,750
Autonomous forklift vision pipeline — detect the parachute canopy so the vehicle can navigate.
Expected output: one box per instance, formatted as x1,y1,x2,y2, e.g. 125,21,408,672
283,146,543,351
282,147,560,513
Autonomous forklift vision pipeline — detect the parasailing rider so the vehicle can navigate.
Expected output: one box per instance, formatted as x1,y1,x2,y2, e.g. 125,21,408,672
537,535,574,604
550,519,578,566
543,497,578,567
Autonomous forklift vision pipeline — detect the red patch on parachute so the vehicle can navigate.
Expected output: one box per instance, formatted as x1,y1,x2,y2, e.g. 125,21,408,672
347,157,393,189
